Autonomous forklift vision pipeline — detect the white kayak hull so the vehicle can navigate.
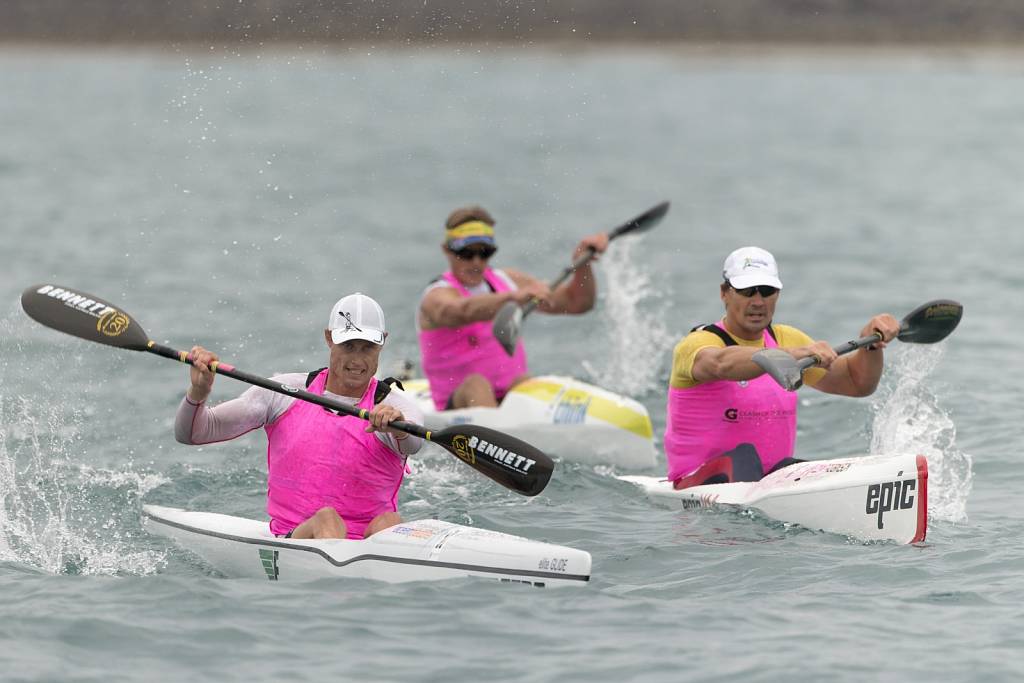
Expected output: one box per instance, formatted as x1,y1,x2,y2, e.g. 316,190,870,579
619,453,928,544
143,505,591,587
404,375,656,469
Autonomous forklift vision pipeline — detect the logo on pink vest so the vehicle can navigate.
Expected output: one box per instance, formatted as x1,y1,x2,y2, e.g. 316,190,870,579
664,325,798,480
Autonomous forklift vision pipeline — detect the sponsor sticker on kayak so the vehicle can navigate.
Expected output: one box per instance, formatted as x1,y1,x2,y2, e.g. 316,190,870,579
538,557,571,572
552,389,591,425
865,477,917,529
259,548,279,580
390,526,437,540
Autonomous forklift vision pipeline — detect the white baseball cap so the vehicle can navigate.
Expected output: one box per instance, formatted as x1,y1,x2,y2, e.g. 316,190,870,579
722,246,783,290
327,293,386,345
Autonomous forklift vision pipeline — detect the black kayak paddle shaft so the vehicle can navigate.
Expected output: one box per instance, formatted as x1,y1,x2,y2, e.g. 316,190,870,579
20,283,554,496
752,299,963,391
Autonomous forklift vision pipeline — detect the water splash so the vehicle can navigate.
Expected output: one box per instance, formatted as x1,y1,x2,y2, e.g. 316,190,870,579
870,344,972,523
0,394,169,576
582,239,675,397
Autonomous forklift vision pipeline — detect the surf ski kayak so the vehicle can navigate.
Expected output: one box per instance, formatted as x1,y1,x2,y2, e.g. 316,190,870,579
618,453,928,544
402,375,655,469
143,505,591,587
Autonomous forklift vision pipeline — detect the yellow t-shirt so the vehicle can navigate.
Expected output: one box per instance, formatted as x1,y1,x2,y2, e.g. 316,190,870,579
669,323,827,389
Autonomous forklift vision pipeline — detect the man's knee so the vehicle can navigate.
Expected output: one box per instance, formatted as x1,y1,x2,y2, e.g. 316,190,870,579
508,374,530,390
460,373,493,392
366,511,401,537
307,507,346,538
453,374,497,408
312,506,341,523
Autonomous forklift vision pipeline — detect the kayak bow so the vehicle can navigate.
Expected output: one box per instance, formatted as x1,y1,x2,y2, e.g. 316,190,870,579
620,453,928,544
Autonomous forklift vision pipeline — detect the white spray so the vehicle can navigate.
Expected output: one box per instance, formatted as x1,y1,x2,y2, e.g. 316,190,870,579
582,238,675,398
870,344,972,523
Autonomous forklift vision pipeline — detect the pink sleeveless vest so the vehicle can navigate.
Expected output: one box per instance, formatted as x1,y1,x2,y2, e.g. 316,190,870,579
664,325,798,480
419,269,528,410
264,371,405,538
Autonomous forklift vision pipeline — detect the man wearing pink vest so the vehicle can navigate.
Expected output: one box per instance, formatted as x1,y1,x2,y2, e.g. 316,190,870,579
174,293,423,540
418,205,609,410
664,246,900,488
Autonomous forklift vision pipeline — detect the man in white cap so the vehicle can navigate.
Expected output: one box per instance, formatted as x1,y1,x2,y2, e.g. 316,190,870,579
663,246,900,487
175,293,423,539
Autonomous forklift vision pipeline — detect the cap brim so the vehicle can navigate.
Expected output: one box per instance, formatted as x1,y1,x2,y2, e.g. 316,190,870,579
447,235,496,251
330,329,385,345
728,274,783,290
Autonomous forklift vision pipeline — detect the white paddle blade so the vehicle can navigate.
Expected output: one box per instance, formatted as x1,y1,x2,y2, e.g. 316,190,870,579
753,348,804,391
492,301,523,356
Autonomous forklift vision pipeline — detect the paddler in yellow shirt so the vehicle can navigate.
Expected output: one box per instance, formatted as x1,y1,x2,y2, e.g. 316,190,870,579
664,246,901,488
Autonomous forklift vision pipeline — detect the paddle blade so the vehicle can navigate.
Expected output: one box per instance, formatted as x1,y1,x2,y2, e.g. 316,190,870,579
429,423,554,496
21,284,150,351
492,300,523,357
897,299,963,344
608,201,670,240
752,348,804,391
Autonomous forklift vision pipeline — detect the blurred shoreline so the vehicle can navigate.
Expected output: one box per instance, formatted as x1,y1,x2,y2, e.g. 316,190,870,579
4,41,1024,62
5,1,1024,46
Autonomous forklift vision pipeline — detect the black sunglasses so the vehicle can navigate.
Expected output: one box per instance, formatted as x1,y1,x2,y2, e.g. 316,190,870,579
452,245,497,261
730,284,779,298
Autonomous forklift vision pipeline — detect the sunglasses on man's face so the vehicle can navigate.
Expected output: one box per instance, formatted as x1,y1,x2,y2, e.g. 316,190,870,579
731,284,779,298
452,245,497,261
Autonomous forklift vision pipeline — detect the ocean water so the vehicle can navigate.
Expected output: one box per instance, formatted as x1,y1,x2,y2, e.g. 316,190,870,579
1,44,1023,682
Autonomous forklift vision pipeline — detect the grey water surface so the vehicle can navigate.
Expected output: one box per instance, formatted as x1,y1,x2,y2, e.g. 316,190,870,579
1,45,1022,682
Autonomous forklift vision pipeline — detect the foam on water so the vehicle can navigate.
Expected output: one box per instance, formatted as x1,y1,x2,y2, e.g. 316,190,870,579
402,451,475,506
0,394,169,576
581,239,676,398
869,344,972,523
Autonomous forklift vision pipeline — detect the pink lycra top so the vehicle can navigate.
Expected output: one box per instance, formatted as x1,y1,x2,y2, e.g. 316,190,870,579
418,269,528,410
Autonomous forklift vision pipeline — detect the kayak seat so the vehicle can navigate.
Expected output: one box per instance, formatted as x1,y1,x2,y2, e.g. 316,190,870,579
673,443,765,489
767,457,805,474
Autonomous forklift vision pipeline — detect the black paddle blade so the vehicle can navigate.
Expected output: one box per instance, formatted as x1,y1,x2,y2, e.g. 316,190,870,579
21,284,150,351
897,299,963,344
429,423,554,496
609,200,670,240
752,348,805,391
492,301,523,357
